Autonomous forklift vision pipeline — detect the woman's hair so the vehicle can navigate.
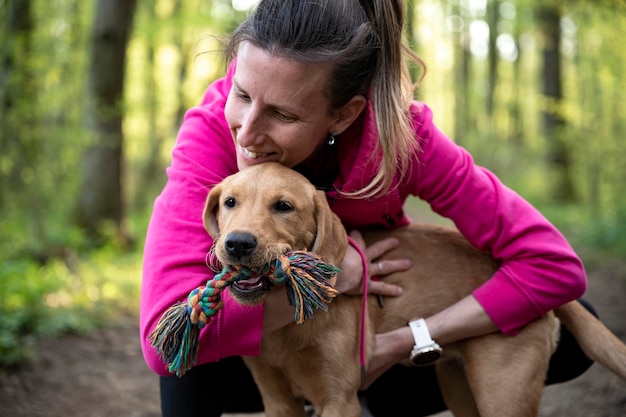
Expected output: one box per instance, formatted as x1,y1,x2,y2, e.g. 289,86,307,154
225,0,425,198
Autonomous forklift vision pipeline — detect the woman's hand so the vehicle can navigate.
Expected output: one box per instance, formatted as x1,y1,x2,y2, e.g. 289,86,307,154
361,327,413,389
334,230,410,296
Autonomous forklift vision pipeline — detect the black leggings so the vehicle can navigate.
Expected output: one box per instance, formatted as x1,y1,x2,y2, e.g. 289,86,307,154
159,300,597,417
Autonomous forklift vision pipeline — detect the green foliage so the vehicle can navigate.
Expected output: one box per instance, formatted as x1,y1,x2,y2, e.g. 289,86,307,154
0,0,247,370
414,0,626,255
532,203,626,257
0,197,148,368
0,231,144,368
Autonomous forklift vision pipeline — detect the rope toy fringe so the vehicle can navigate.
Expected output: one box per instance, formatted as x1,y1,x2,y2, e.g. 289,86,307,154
149,250,340,377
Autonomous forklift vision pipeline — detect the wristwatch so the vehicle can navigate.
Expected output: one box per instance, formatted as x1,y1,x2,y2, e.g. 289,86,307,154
408,318,442,366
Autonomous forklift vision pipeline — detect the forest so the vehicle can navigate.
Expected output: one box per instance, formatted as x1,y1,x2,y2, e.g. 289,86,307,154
1,0,625,372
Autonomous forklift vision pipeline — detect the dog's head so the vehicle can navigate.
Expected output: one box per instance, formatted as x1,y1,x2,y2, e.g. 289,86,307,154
203,162,347,305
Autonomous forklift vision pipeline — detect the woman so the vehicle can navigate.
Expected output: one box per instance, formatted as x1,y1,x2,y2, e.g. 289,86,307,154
140,1,595,415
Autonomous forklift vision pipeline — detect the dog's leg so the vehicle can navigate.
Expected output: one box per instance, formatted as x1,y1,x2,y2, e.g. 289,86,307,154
314,395,361,417
243,357,308,417
298,342,363,417
460,315,557,417
265,349,361,417
436,359,480,417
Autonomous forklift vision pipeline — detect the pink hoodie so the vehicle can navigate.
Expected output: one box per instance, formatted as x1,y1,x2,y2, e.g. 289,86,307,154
140,62,587,375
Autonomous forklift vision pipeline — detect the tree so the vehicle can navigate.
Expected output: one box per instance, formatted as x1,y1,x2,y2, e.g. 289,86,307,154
451,0,472,146
405,0,423,94
486,0,500,118
537,4,575,202
76,0,137,243
0,0,36,209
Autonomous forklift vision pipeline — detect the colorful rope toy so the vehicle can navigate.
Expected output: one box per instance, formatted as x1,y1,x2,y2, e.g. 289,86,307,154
149,250,340,377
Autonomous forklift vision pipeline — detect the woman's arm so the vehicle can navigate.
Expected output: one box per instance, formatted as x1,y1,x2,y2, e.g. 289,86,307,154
360,103,586,387
408,103,587,334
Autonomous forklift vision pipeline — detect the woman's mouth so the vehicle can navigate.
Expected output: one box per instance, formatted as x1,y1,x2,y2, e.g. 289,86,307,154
241,146,269,160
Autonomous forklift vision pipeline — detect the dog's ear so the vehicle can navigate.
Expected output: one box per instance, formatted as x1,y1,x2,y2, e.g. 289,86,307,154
202,184,222,239
311,190,347,265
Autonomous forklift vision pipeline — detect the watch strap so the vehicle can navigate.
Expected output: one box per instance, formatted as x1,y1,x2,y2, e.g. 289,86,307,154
409,318,436,349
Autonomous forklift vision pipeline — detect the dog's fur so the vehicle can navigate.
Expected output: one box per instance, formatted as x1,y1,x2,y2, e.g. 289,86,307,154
203,162,626,417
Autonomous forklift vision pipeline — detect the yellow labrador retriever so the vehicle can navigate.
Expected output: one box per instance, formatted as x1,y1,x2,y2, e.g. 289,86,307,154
203,162,626,417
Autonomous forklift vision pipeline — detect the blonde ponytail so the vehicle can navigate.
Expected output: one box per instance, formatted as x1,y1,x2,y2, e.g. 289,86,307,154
350,0,425,199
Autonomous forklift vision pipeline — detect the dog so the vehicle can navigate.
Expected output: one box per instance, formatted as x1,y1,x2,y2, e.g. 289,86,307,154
202,162,626,417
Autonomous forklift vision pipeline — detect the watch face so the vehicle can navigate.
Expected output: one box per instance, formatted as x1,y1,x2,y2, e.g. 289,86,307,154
411,348,441,366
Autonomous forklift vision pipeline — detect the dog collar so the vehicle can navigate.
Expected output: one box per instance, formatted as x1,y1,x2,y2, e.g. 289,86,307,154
408,318,442,366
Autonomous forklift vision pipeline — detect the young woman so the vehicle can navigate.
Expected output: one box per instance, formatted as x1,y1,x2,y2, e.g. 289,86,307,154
140,1,595,415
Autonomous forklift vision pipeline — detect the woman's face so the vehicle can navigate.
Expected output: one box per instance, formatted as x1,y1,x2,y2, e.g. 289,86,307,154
225,42,340,170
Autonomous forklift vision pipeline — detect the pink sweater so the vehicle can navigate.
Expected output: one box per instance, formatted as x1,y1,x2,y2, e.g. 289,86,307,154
140,63,587,375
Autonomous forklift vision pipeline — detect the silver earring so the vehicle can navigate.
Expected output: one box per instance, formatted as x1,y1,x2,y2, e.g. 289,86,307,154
328,132,338,146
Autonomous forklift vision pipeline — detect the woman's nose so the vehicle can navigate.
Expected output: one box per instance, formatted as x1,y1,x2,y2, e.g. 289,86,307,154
237,108,265,146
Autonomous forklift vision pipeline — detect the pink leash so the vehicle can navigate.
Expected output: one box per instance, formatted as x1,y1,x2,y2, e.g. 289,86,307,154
360,273,368,385
347,236,369,385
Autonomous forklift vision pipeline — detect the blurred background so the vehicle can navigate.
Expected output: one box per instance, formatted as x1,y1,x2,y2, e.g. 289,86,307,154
0,0,624,399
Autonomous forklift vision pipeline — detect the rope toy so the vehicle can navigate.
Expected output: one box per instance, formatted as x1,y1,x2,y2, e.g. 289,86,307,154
149,250,340,377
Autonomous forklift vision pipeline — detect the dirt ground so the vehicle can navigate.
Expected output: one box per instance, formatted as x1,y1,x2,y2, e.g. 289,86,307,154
1,253,624,417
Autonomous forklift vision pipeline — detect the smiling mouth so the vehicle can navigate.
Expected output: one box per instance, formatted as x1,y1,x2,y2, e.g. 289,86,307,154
240,146,271,160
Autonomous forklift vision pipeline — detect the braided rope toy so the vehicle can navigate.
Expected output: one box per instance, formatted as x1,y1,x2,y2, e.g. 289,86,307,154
149,250,340,377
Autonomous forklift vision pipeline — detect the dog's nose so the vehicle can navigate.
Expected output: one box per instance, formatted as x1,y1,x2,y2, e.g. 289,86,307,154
224,232,257,258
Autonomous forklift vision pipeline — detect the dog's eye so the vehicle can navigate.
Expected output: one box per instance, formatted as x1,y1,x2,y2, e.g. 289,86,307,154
273,201,294,212
224,197,236,208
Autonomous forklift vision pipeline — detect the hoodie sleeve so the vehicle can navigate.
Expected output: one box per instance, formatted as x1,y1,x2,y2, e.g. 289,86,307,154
410,103,587,335
139,63,265,375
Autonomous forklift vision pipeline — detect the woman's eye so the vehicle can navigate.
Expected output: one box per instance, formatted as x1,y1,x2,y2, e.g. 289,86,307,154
224,197,236,208
275,111,296,122
232,88,250,102
274,201,294,212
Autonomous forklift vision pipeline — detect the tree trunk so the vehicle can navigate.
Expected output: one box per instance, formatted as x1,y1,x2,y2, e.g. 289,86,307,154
174,0,188,128
77,0,137,242
452,1,471,145
537,5,575,202
508,22,523,147
486,0,500,119
0,0,35,206
134,0,161,212
405,0,422,97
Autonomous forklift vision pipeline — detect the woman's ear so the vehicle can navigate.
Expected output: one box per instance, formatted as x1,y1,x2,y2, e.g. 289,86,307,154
332,95,367,135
